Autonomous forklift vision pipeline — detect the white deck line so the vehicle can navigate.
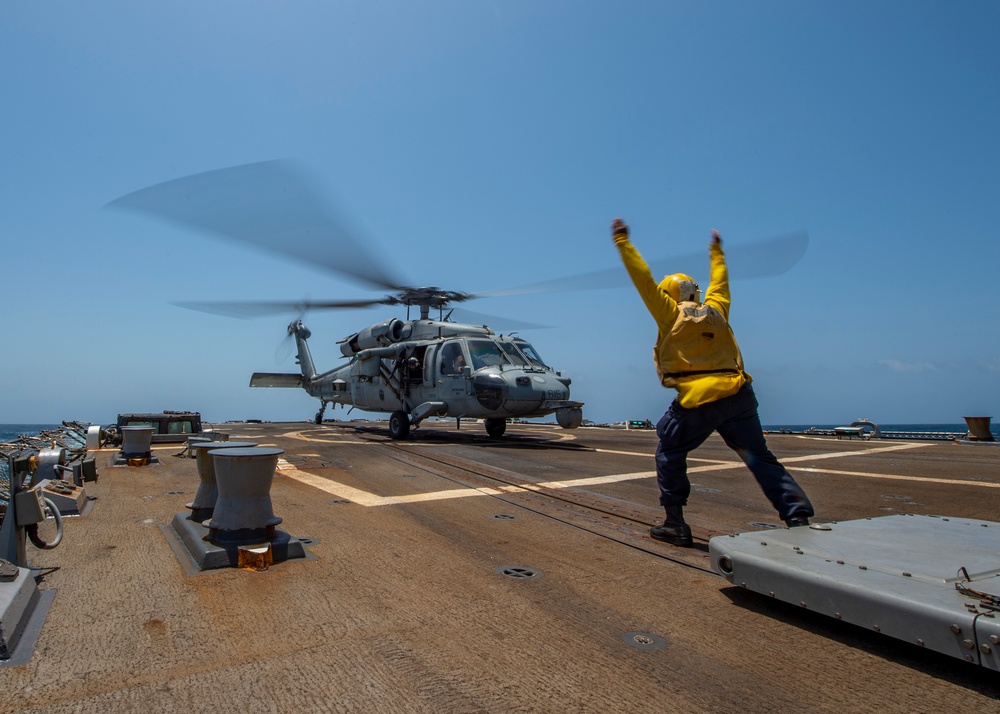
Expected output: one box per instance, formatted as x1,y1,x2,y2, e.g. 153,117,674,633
281,439,995,507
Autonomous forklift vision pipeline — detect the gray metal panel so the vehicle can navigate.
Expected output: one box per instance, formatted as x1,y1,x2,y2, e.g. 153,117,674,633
708,515,1000,668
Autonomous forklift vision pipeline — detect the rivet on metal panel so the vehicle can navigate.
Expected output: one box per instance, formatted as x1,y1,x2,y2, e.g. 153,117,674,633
740,582,747,588
902,572,912,577
873,625,880,632
799,602,807,608
768,592,774,597
981,644,992,654
951,624,962,634
836,560,844,565
835,613,842,620
859,565,867,570
965,655,975,662
991,635,1000,645
760,541,768,546
916,639,925,646
963,640,975,650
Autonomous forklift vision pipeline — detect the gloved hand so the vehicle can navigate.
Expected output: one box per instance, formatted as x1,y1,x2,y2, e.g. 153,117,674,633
611,217,629,238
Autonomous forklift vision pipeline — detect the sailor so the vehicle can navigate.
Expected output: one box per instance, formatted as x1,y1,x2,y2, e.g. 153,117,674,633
611,218,814,547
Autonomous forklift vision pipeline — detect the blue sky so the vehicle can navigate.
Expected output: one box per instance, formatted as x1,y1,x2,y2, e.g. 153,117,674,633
2,1,998,427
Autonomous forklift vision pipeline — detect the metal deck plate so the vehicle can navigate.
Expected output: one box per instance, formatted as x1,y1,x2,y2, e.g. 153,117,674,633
708,515,1000,668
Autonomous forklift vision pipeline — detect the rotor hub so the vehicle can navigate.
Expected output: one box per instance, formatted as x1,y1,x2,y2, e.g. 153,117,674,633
392,287,472,308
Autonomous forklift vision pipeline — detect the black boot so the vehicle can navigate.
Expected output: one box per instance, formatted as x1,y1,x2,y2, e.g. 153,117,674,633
650,506,693,547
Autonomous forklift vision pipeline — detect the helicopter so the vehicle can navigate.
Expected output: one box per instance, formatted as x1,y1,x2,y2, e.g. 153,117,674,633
106,160,589,439
251,305,582,439
107,160,806,439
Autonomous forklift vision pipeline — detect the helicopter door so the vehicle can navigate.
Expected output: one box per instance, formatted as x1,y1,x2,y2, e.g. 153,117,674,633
437,341,472,401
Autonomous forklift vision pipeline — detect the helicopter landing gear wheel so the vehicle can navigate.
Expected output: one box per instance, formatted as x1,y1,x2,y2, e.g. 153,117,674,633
315,402,326,425
485,418,507,438
389,410,411,440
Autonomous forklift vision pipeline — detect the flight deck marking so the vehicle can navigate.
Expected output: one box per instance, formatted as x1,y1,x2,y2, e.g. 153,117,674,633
280,439,986,506
791,466,1000,488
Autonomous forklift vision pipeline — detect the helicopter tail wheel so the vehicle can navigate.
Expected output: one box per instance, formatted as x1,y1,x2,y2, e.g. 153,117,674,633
389,410,411,440
485,418,507,438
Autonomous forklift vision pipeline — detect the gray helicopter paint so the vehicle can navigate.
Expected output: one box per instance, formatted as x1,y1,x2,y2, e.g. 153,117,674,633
709,514,1000,669
251,318,583,434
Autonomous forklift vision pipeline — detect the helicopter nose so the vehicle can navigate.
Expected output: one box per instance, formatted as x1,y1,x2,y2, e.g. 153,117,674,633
473,372,506,411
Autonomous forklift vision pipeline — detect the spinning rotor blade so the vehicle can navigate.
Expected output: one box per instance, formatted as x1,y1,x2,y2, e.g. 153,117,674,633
477,232,808,298
275,331,296,363
447,307,549,332
173,297,389,318
107,159,408,293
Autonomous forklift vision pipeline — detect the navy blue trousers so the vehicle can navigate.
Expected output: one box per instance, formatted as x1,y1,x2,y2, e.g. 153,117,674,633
654,384,814,521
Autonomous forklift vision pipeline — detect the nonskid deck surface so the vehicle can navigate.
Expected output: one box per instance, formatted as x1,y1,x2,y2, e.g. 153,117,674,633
8,421,1000,712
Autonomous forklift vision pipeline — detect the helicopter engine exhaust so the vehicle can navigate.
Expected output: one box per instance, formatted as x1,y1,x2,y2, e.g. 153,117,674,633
341,319,412,357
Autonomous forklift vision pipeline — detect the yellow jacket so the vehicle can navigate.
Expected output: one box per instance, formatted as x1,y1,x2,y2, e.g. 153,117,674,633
614,231,749,408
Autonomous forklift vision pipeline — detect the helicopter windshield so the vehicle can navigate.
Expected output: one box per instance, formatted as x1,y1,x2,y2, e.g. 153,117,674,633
497,341,529,366
513,339,547,368
467,340,505,371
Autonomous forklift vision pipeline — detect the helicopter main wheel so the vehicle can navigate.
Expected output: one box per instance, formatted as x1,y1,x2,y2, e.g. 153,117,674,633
389,410,411,440
484,418,507,438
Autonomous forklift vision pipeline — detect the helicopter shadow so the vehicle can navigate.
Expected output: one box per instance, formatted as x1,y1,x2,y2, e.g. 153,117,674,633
336,421,596,451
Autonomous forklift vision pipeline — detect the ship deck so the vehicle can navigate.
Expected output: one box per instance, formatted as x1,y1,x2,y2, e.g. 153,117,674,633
7,421,1000,712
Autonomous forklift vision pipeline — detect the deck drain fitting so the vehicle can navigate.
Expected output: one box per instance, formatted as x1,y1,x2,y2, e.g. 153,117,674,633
748,522,783,529
695,487,721,493
497,566,542,579
327,499,350,505
621,632,667,651
490,514,517,520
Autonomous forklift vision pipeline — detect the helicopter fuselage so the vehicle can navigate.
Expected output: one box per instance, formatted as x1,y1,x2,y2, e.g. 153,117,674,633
251,319,584,438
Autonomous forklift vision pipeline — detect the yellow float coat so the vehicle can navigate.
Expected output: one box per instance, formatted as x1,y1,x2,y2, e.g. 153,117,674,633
614,232,749,408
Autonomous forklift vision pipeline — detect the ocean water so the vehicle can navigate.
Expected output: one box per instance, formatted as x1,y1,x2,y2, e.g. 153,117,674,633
762,423,1000,438
1,422,997,443
0,424,63,444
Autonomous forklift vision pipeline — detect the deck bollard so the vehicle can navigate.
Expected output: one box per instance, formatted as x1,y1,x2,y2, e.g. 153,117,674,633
120,426,155,466
963,416,995,442
185,441,258,522
206,447,284,545
186,436,212,457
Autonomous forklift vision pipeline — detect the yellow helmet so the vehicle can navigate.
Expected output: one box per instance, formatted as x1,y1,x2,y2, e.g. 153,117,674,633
659,273,700,302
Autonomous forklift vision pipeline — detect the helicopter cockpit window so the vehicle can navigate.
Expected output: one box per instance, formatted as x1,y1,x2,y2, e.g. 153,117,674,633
513,339,548,368
498,341,529,366
467,340,505,371
440,342,467,375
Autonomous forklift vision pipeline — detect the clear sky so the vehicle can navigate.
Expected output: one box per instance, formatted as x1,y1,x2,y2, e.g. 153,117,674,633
2,1,998,427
